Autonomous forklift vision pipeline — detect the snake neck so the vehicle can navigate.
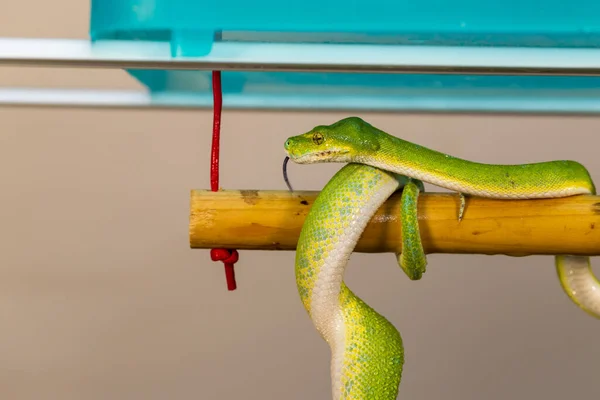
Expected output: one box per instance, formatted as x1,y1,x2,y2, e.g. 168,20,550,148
358,133,596,198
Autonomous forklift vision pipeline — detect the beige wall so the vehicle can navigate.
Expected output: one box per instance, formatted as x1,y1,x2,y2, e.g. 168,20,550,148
1,3,599,400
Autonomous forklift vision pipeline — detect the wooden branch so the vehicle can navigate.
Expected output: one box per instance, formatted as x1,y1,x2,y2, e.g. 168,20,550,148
189,190,600,256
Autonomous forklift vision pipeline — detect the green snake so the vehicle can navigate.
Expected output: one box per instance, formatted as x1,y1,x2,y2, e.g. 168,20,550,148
283,116,599,399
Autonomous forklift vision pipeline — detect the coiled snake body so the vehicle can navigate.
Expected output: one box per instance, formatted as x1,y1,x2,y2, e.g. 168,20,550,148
284,117,599,399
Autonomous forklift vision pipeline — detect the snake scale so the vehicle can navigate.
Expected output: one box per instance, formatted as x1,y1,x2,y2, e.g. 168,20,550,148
283,116,599,400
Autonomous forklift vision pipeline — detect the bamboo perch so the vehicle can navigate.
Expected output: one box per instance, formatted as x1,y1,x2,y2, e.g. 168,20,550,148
189,190,600,256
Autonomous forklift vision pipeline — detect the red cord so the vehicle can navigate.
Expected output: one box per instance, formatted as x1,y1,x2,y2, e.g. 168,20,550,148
210,71,222,192
210,70,238,291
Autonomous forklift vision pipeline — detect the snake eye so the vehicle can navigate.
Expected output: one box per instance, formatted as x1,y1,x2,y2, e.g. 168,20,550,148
312,132,324,145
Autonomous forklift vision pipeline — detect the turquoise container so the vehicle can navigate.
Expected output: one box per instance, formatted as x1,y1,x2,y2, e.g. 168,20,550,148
89,0,600,113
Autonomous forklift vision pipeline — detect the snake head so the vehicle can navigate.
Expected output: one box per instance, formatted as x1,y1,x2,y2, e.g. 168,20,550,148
284,117,381,164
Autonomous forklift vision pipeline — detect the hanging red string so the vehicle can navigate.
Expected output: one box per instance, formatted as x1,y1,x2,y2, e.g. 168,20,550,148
209,70,238,291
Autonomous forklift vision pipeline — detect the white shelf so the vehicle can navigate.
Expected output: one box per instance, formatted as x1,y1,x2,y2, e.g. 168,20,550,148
2,87,600,114
2,37,600,75
3,37,600,113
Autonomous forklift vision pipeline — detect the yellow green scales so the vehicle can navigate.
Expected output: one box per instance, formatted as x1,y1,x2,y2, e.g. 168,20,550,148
284,116,600,400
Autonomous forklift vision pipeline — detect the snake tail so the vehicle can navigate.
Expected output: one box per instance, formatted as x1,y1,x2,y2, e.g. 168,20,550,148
285,116,600,319
295,163,405,400
398,178,427,280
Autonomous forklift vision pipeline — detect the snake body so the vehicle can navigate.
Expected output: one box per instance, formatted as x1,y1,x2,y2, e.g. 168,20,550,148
295,163,405,399
285,116,599,399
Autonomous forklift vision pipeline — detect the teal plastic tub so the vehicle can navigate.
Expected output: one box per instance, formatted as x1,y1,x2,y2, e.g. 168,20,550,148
89,0,600,113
